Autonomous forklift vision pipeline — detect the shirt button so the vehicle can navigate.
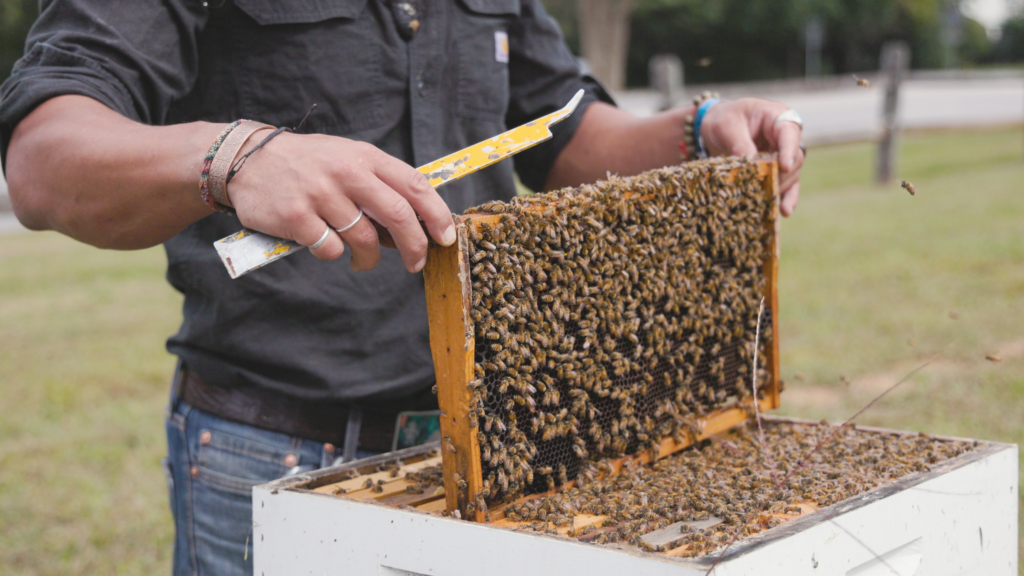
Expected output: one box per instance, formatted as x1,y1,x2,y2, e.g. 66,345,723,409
190,466,199,478
199,430,212,445
284,454,298,467
324,443,335,453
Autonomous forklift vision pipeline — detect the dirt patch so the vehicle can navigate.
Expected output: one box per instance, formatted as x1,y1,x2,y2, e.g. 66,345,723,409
784,338,1024,409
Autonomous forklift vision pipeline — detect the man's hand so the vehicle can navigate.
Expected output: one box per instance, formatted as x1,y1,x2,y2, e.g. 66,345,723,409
546,99,804,217
228,132,456,272
6,95,456,272
699,98,804,217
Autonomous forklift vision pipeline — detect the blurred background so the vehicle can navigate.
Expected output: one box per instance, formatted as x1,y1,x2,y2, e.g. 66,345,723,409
0,0,1022,574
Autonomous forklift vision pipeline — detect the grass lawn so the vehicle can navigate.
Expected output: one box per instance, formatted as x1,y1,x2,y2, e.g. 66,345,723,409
0,125,1022,574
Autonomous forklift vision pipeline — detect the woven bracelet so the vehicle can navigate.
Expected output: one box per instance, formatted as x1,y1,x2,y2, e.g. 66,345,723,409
199,120,244,212
681,91,721,161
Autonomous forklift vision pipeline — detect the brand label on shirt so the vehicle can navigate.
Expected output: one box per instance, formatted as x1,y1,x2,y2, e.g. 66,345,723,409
495,30,509,63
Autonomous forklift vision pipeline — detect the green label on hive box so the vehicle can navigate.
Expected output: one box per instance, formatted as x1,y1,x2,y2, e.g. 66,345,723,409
392,410,442,451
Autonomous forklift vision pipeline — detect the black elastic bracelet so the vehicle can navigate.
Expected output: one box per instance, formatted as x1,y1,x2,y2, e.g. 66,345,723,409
226,127,288,184
226,103,318,184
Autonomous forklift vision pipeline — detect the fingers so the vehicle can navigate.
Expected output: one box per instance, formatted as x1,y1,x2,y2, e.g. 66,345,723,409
773,121,804,173
318,195,382,271
292,215,346,261
370,150,456,247
772,119,803,217
704,102,759,158
370,218,398,250
308,228,346,261
337,212,382,272
342,172,433,273
780,181,800,217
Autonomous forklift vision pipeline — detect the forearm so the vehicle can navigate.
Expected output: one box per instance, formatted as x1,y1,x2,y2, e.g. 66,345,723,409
6,95,222,249
544,102,692,190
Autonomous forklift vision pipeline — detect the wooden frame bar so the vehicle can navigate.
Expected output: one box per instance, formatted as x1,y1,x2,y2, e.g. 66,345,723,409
424,159,782,521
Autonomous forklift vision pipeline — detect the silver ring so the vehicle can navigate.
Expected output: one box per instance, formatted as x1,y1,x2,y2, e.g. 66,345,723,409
774,109,803,129
335,210,364,234
309,226,331,250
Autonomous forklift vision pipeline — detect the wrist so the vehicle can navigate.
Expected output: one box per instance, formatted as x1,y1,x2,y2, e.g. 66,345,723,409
676,105,697,160
680,91,721,160
210,121,275,210
693,97,722,159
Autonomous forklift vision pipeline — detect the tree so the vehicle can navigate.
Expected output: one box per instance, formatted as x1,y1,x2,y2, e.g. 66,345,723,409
0,0,37,82
576,0,635,91
993,15,1024,62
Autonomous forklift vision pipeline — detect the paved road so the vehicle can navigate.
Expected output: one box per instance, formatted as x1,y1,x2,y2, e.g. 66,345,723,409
0,75,1020,235
0,212,25,235
0,175,22,235
615,77,1024,145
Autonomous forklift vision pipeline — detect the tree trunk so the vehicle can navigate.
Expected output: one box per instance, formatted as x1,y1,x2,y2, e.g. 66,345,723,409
576,0,633,92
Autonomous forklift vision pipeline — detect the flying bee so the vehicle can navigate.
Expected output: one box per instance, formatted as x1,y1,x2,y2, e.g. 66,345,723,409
900,180,915,195
853,74,870,88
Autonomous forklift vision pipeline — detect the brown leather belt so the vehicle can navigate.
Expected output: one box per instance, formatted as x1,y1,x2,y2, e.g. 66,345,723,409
178,367,397,453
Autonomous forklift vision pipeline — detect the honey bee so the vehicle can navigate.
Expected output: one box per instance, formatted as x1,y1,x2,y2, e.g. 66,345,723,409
853,74,870,88
985,354,1002,363
901,180,915,195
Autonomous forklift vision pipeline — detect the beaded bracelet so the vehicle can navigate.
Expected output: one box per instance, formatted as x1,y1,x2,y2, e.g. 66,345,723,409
199,120,244,212
681,91,721,160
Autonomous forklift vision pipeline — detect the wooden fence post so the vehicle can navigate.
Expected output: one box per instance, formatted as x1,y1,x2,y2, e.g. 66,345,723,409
876,41,910,184
649,54,683,111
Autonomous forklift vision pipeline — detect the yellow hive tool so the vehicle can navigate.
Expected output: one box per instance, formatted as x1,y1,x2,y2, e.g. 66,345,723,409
214,89,584,279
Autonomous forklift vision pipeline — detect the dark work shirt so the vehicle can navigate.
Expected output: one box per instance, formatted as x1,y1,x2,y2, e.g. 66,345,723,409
0,0,611,410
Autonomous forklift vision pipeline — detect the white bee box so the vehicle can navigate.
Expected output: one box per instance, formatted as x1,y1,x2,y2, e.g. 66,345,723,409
253,430,1017,576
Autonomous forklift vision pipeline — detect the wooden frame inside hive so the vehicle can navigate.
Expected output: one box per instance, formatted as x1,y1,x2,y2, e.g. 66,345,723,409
424,158,781,522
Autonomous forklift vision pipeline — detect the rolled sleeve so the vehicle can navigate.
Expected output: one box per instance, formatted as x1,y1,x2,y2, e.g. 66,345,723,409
506,0,614,192
0,0,207,171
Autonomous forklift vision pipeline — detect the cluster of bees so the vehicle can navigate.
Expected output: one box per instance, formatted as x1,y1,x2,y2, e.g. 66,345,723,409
461,158,774,504
503,421,973,556
403,463,445,495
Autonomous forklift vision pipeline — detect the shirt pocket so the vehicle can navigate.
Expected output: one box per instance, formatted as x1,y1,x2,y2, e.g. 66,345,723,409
454,0,520,122
231,0,385,134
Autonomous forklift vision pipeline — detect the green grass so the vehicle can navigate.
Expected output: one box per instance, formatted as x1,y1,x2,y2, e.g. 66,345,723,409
0,125,1022,573
777,125,1024,569
0,238,181,575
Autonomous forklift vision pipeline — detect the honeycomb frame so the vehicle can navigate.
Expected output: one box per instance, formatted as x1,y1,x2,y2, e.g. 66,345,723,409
424,158,781,521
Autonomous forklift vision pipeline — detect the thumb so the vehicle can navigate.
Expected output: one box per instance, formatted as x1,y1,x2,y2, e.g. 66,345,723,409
706,107,758,158
726,127,759,159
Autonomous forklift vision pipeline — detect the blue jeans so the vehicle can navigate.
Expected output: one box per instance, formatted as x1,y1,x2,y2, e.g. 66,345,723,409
164,397,376,576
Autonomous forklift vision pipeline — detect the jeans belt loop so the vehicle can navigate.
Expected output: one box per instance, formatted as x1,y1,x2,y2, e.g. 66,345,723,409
169,359,186,415
343,407,363,463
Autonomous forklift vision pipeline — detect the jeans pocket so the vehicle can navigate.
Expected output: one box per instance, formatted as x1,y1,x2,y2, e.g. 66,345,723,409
195,428,292,496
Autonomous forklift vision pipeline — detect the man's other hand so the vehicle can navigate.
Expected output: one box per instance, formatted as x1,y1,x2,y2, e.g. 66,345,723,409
699,98,804,217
